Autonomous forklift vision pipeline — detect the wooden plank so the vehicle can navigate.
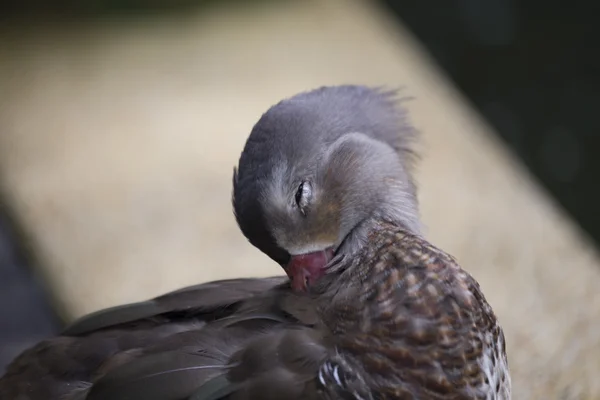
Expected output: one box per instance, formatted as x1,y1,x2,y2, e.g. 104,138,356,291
0,1,598,397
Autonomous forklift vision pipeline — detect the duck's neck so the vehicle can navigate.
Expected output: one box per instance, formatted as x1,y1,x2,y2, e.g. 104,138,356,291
338,208,421,265
314,213,422,296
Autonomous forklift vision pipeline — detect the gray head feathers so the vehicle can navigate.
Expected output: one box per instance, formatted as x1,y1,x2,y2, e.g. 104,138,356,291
232,85,421,266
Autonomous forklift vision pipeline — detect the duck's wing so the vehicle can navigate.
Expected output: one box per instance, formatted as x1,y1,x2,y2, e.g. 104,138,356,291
0,276,334,400
63,276,289,336
82,282,332,400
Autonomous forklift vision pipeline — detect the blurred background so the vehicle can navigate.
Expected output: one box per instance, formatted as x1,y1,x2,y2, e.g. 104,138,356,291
0,0,599,398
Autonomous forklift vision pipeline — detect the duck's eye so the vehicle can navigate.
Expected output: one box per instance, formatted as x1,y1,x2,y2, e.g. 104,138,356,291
295,181,312,215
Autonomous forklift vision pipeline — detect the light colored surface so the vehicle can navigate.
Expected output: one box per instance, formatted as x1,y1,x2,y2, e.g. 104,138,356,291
0,0,599,398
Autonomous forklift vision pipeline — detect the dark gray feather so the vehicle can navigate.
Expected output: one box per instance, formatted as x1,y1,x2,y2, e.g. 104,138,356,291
64,277,288,337
86,350,229,400
190,374,238,400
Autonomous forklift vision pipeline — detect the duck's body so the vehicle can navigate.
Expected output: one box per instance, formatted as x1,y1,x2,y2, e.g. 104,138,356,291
0,85,510,399
0,221,509,400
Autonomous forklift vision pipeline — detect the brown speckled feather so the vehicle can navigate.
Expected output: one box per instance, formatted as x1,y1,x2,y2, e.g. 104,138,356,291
316,220,510,400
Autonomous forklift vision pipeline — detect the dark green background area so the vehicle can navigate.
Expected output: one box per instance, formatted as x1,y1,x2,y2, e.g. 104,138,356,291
382,0,600,247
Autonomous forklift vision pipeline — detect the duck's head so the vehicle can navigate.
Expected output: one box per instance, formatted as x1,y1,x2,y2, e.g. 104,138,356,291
232,85,421,291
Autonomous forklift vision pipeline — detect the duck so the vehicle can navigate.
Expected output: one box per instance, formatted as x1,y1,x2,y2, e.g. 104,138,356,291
0,85,511,400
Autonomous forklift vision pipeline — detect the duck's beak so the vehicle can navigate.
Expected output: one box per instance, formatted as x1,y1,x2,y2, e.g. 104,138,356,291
285,247,335,292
